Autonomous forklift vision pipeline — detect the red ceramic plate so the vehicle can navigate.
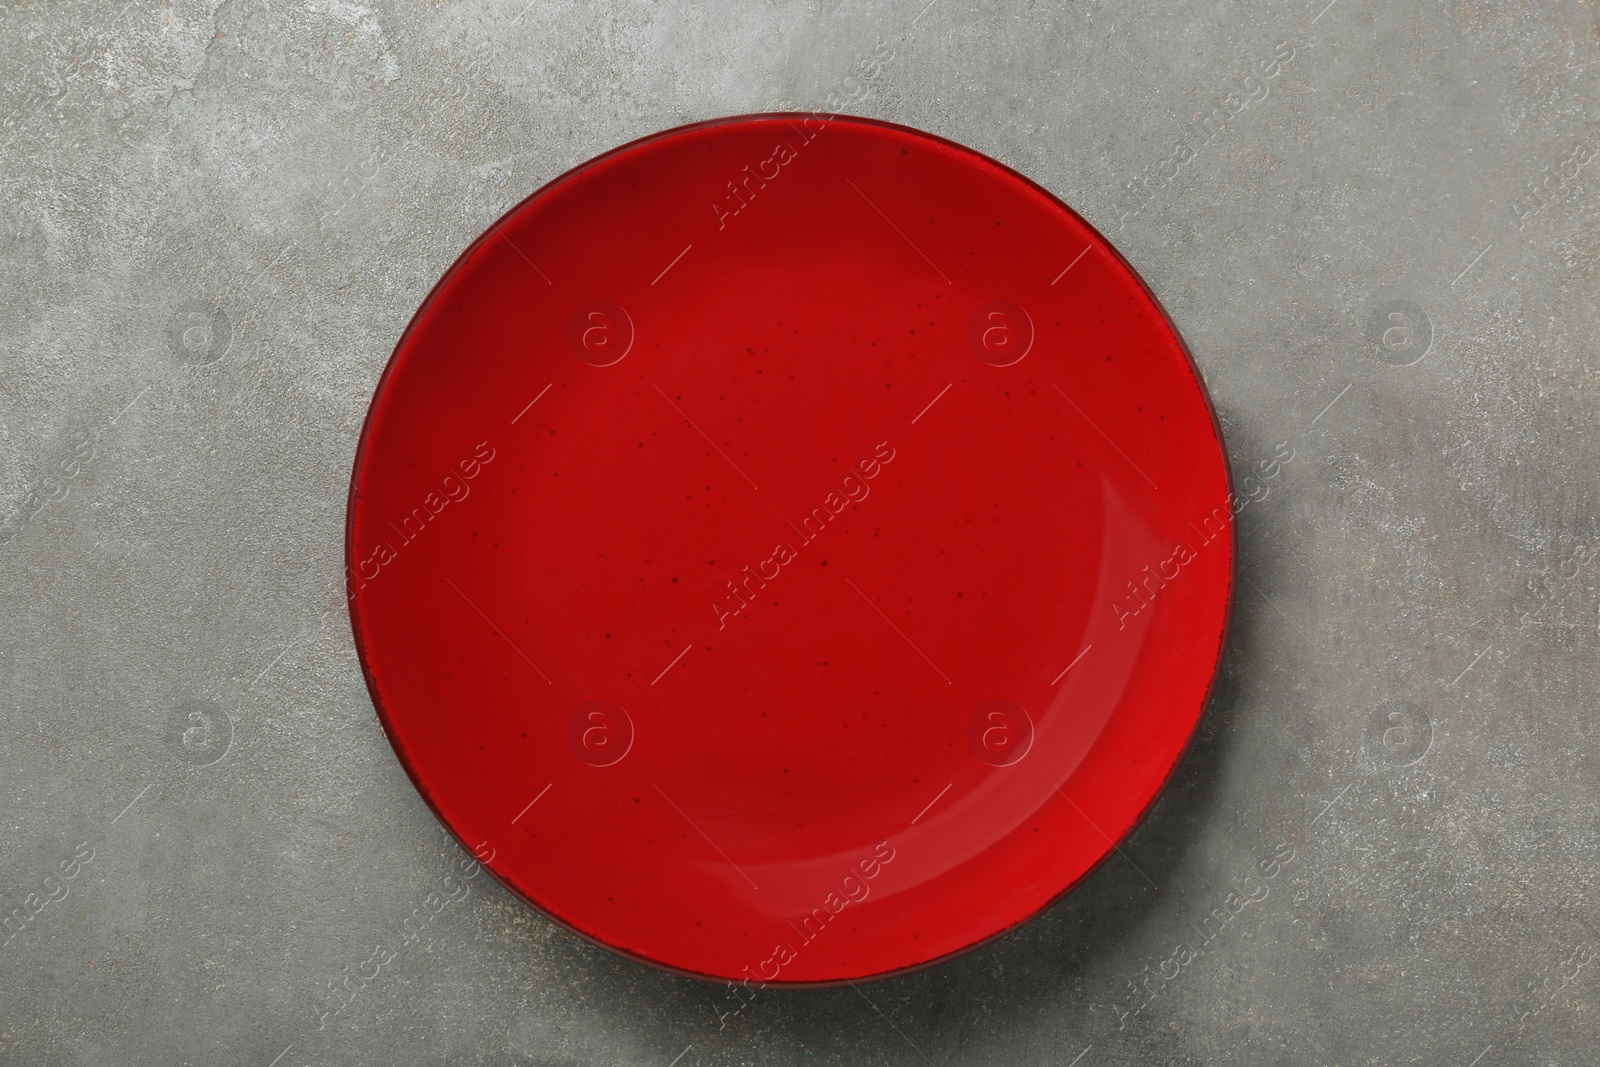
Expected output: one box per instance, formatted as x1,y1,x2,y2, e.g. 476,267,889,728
346,114,1233,985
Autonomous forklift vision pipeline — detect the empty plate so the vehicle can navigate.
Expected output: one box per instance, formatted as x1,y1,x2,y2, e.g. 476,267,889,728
346,114,1233,985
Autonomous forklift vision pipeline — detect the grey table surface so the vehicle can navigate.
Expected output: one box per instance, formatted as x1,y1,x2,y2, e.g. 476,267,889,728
3,1,1598,1065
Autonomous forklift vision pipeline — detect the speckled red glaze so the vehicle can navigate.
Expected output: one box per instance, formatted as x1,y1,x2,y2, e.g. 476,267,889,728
346,114,1234,985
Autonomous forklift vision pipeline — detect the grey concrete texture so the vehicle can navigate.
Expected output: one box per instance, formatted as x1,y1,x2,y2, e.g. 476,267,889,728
1,0,1597,1064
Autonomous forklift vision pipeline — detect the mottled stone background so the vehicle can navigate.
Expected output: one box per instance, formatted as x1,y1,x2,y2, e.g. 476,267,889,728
2,1,1597,1064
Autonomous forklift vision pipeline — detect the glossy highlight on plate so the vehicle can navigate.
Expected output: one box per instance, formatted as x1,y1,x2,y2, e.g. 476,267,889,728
345,114,1235,985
